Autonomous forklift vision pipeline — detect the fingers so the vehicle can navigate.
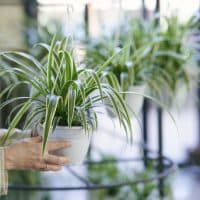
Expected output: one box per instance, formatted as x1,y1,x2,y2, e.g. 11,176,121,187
44,154,70,165
36,154,69,171
47,141,71,151
45,164,62,171
35,162,62,171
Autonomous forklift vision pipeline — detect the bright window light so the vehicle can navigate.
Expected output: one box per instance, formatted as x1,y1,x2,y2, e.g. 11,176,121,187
161,0,199,22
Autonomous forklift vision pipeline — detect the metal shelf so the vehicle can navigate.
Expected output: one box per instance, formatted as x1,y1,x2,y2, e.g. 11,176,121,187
8,151,176,191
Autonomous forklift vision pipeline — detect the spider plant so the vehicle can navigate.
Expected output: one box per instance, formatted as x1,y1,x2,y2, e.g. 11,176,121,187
85,19,163,116
25,18,65,61
86,16,198,106
0,57,19,127
148,15,199,105
85,35,152,94
85,18,161,94
0,36,132,153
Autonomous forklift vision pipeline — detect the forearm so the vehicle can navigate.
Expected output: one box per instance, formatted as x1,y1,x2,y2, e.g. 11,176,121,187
0,147,8,195
0,128,31,195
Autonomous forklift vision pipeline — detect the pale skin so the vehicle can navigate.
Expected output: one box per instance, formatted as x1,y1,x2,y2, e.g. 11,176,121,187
4,136,71,171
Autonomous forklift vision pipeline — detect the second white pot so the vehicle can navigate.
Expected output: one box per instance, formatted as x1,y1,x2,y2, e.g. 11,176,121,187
38,126,91,165
125,84,146,116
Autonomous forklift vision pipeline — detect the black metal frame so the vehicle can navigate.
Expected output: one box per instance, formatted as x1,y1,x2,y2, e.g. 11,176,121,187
141,0,164,197
198,81,200,144
142,99,148,166
8,153,175,191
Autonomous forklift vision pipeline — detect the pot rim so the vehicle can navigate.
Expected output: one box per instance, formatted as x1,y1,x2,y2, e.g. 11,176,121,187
38,123,83,130
128,84,146,90
55,126,83,130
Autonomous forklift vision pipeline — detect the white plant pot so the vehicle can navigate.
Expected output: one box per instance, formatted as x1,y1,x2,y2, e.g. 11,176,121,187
125,85,146,116
38,126,91,165
173,84,188,108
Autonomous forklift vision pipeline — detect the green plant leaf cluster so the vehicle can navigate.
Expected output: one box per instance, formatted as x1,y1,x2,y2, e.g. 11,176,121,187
85,16,199,105
0,36,132,152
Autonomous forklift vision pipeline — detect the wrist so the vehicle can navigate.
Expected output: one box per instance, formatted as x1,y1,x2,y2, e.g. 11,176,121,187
0,147,8,195
4,147,15,170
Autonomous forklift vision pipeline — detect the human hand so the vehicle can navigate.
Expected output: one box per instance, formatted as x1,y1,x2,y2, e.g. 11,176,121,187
4,136,71,171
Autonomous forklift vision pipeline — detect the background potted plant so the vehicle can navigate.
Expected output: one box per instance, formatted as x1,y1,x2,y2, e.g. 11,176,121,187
146,15,199,107
153,16,198,105
85,15,199,114
0,36,132,164
85,19,157,116
85,38,144,116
